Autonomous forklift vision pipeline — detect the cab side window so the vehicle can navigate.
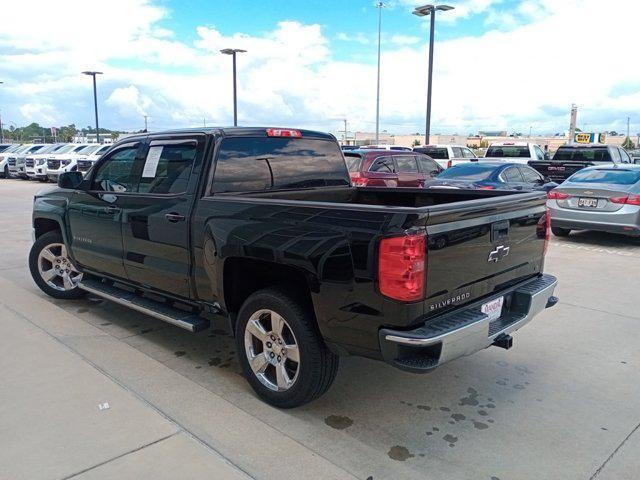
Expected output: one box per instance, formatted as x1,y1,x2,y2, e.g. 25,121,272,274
138,143,197,194
534,146,545,160
91,146,139,192
462,148,476,159
451,147,464,158
610,147,621,163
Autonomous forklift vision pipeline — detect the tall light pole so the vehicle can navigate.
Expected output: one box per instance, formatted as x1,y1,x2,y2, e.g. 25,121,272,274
375,2,385,144
220,48,246,127
0,81,4,143
82,71,103,143
413,4,454,145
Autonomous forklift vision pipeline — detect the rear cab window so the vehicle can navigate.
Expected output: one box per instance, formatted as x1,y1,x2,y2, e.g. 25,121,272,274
369,156,395,173
212,136,349,193
415,147,448,159
552,147,612,162
486,146,531,158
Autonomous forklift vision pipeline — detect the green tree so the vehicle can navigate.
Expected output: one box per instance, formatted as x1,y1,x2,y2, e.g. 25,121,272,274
412,139,421,147
622,137,635,149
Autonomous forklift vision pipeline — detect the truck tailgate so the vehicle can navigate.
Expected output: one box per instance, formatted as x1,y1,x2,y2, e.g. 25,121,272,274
529,161,590,182
423,192,547,318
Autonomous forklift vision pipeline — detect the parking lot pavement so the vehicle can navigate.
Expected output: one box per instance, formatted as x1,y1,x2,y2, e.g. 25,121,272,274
1,179,639,480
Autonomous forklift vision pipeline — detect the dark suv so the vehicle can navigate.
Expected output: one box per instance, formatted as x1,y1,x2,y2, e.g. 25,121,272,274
344,149,442,187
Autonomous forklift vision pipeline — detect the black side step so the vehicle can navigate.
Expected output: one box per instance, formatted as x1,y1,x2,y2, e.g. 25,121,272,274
79,278,209,332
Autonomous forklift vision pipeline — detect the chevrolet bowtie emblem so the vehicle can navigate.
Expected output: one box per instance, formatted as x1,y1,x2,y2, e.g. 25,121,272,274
488,245,510,263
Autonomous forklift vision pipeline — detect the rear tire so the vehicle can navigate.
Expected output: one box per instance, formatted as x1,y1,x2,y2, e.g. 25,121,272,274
551,227,571,237
2,165,8,178
29,231,86,300
235,288,339,408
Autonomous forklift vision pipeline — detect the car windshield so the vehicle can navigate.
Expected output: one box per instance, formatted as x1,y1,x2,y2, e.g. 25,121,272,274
37,144,63,154
344,154,362,172
78,145,101,155
486,146,530,158
415,147,448,159
436,163,497,181
553,148,611,161
3,145,22,153
567,169,640,185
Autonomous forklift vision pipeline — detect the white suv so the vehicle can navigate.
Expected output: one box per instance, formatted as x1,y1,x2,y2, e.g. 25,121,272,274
0,144,24,178
45,144,92,182
8,144,47,178
412,144,477,169
25,144,69,180
75,144,112,176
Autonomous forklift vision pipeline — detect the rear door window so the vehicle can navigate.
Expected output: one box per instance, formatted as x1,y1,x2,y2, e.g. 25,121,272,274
394,155,418,173
502,167,524,182
417,155,441,175
369,156,395,173
520,166,543,184
137,141,197,194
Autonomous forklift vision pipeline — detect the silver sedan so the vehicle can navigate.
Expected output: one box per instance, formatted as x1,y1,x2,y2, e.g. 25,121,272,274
547,165,640,237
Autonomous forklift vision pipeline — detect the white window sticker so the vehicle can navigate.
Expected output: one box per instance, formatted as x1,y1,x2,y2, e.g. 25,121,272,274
142,146,163,178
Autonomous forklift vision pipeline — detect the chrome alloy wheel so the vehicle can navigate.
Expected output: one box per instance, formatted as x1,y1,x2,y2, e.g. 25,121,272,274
37,243,82,292
244,309,300,392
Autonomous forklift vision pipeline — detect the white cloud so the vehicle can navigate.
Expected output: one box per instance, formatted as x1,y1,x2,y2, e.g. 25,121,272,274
0,0,639,135
390,34,421,46
336,32,371,45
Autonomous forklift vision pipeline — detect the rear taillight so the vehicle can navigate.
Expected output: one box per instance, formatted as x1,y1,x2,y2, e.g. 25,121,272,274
350,172,369,187
447,160,452,168
378,234,426,302
544,209,550,254
478,185,494,190
547,190,570,200
610,195,640,205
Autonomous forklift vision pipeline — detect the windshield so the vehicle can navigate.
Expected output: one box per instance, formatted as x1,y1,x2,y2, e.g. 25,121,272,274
3,145,22,153
415,147,448,159
51,145,76,154
344,154,362,172
567,169,640,185
553,147,611,162
37,144,64,154
95,145,111,155
485,146,530,158
78,145,101,155
436,163,497,181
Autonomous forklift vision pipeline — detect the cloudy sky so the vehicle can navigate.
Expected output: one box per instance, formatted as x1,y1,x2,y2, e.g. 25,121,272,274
1,0,638,136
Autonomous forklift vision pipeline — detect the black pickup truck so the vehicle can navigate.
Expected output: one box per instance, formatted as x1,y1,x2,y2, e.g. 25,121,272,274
529,144,634,182
29,127,557,408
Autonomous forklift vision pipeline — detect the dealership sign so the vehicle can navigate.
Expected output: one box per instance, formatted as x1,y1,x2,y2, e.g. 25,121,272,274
574,132,606,144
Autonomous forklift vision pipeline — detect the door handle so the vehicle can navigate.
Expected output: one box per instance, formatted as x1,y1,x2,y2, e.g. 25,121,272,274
105,206,121,214
165,213,186,223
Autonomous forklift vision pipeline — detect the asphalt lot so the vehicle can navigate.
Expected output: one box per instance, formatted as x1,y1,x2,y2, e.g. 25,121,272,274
1,179,639,480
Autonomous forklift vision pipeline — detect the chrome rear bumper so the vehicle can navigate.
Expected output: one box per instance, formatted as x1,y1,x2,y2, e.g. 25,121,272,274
379,274,558,373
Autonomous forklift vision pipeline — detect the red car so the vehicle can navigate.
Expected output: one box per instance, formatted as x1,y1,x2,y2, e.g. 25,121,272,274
344,149,442,187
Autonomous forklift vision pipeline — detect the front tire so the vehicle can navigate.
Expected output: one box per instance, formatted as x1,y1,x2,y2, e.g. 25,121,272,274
551,227,571,237
235,288,339,408
29,231,86,299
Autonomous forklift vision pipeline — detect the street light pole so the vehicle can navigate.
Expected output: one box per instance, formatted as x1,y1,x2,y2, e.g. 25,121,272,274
82,71,103,143
413,4,454,145
220,48,247,127
375,2,384,144
0,81,4,143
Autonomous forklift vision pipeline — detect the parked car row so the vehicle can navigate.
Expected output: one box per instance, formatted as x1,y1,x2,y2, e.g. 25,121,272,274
0,143,110,181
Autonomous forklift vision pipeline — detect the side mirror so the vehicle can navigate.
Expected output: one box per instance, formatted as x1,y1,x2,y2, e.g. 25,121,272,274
58,171,84,190
541,182,559,192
